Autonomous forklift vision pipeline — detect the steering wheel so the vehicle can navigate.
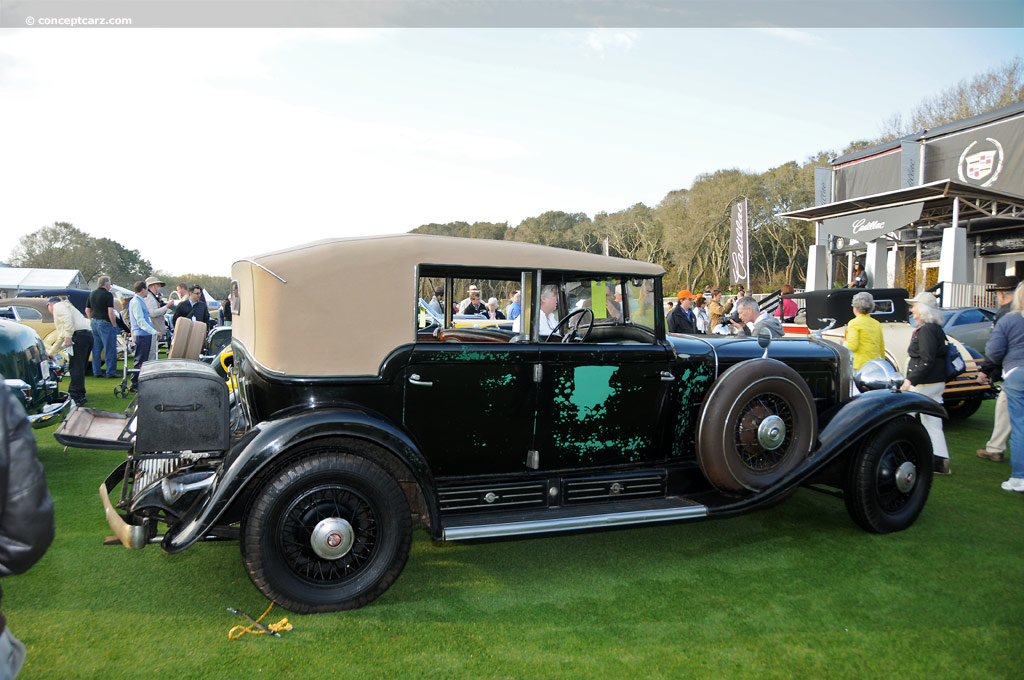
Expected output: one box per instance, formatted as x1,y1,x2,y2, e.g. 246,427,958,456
549,307,595,343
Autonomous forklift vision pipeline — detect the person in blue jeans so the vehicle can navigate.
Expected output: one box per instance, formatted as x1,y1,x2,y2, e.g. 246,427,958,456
85,275,120,378
983,282,1024,493
127,280,158,392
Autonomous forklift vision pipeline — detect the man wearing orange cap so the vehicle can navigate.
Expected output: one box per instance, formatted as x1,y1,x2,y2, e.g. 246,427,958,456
667,290,699,334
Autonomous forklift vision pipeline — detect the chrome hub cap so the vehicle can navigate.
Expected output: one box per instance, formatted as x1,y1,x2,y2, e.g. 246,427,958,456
894,461,917,493
757,415,787,450
310,517,355,560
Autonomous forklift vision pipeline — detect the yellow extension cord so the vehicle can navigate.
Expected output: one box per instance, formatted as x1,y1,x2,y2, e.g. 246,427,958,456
228,602,293,640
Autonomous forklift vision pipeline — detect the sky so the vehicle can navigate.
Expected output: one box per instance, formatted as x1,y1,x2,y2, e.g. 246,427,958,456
1,26,1022,278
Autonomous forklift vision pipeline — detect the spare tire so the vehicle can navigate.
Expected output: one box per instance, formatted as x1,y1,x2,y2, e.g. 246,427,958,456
696,358,817,492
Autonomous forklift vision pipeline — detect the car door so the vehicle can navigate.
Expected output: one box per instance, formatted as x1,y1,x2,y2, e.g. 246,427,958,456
531,277,675,471
402,340,539,477
533,343,675,470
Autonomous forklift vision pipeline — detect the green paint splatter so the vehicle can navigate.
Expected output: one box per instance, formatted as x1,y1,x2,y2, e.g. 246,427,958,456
547,365,652,463
670,362,715,458
427,350,511,362
565,365,618,419
482,374,515,389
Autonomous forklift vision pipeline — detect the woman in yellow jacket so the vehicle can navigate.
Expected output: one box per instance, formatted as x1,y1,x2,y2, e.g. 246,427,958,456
846,291,885,369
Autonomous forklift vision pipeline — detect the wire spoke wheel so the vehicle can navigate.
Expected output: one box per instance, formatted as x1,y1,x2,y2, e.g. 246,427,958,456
243,450,411,613
697,359,816,493
278,484,379,584
734,394,794,472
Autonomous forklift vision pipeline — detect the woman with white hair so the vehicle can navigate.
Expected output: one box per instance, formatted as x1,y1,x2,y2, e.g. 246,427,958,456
900,291,950,474
485,297,505,321
846,291,885,370
981,283,1024,492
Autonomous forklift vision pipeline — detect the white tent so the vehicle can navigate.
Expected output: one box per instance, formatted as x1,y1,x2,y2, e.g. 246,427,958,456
0,268,87,296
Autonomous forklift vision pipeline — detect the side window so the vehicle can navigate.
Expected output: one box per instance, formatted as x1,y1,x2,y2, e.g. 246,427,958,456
951,309,985,326
13,306,43,321
625,278,656,330
416,271,522,340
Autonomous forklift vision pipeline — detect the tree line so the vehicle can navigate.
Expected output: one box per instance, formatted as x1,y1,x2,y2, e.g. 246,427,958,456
8,222,232,299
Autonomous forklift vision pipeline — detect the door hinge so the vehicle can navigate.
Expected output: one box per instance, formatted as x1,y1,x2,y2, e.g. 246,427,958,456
533,364,543,383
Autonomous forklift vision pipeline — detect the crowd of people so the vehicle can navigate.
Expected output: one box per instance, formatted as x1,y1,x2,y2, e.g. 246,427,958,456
48,276,228,404
428,285,523,323
666,288,785,338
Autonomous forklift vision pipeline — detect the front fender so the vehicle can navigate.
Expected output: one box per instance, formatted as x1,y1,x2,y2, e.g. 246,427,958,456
708,389,945,517
815,388,946,456
162,407,436,553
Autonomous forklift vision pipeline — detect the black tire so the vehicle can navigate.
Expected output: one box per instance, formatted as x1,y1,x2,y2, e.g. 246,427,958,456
943,396,981,421
696,359,817,492
844,416,933,534
242,450,411,612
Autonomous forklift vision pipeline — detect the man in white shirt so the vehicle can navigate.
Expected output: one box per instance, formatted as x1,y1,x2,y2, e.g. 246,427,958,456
512,285,560,337
47,296,93,405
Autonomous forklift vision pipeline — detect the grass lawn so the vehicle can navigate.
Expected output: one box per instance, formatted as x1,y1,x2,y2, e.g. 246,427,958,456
6,374,1023,679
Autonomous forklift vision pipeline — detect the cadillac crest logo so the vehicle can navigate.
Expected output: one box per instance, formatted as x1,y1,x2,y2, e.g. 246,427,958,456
958,138,1004,187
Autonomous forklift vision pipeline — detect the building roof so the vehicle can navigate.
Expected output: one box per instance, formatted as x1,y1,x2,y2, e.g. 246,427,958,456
833,101,1024,166
0,268,86,292
779,179,1024,228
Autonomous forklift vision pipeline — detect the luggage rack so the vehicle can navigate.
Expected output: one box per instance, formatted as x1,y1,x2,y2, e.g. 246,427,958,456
54,401,137,451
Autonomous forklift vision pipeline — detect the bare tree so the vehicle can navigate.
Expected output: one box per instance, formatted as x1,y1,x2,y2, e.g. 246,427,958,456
881,56,1024,139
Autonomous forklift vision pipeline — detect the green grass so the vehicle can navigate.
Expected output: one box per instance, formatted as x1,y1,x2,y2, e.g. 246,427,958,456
7,375,1024,679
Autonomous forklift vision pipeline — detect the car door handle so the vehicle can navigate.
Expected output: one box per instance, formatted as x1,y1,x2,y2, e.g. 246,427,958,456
659,371,675,382
408,373,433,387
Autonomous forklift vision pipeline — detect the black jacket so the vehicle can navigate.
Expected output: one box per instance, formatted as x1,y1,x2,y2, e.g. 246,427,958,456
667,305,698,334
906,322,947,385
172,299,211,328
0,377,56,633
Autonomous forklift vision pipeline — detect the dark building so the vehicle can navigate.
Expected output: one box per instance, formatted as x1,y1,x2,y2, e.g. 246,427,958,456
783,102,1024,306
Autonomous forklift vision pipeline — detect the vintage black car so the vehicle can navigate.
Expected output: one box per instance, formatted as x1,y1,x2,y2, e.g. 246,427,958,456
56,235,944,612
1,318,68,427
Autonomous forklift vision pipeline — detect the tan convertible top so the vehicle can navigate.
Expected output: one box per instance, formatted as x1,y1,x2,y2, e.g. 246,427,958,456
231,234,665,377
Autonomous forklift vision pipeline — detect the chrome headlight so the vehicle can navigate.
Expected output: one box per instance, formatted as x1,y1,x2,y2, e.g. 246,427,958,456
855,358,904,392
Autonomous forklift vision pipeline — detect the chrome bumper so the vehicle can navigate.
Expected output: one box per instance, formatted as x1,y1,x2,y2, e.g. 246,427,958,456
99,476,148,550
28,395,72,429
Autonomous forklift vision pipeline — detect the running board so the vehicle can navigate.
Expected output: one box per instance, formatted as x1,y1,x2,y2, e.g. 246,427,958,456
442,499,708,541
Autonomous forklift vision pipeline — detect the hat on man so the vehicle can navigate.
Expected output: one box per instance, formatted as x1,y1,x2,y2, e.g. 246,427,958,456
47,296,61,304
676,289,696,299
467,285,481,294
906,291,939,308
992,275,1020,292
145,276,165,288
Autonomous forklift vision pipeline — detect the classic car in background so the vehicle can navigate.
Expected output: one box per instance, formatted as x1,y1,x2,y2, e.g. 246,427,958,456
781,288,996,420
0,318,69,428
0,297,59,350
57,235,943,613
417,298,514,331
910,306,996,355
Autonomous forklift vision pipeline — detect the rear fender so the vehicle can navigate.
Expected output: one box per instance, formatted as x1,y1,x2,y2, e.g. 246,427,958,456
161,408,436,553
